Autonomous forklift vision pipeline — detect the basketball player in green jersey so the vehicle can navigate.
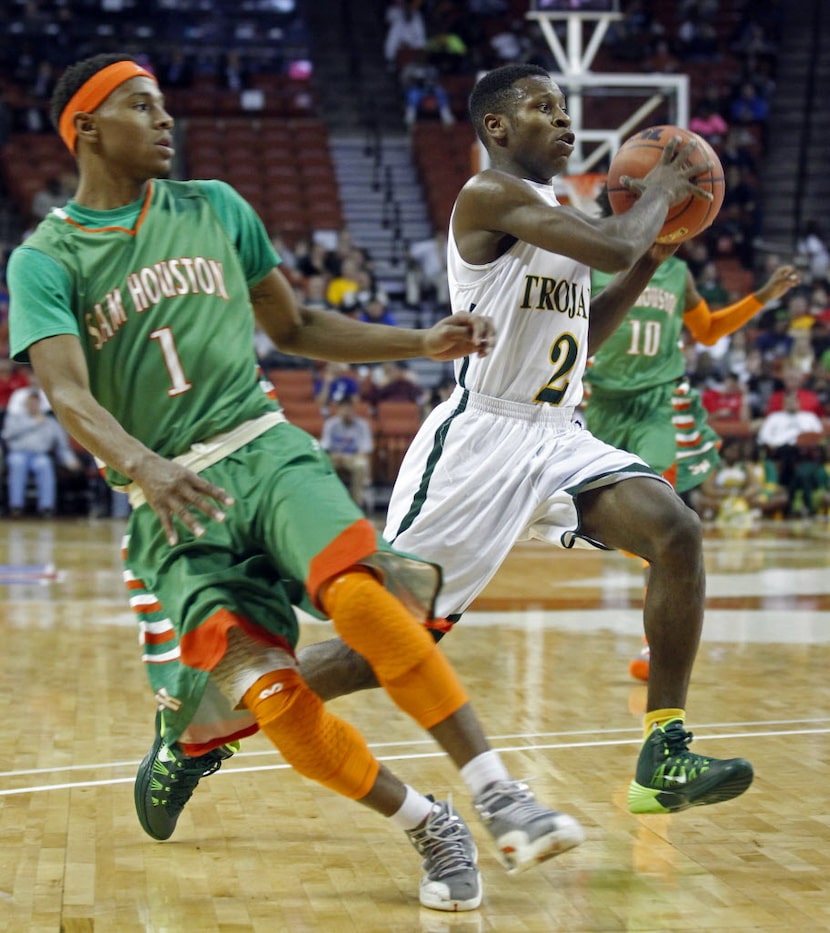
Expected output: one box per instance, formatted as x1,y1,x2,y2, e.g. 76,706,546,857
587,189,800,680
7,53,590,913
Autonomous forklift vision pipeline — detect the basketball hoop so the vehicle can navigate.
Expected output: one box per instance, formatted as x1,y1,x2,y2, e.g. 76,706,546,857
557,172,607,215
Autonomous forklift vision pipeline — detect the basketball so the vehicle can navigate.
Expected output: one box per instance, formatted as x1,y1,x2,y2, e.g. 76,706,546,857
606,125,725,243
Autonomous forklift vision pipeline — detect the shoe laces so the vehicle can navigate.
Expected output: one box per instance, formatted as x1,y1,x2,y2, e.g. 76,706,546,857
475,778,544,823
407,798,476,878
154,746,230,809
657,722,712,777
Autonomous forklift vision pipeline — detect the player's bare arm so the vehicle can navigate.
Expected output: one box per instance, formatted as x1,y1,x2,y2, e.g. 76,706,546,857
28,334,234,545
454,143,710,273
754,265,801,303
251,267,495,362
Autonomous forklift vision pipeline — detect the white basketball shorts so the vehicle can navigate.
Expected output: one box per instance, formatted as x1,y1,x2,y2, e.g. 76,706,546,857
384,388,667,618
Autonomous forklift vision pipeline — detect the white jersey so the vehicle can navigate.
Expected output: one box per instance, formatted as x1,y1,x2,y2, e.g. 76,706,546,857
384,178,667,622
447,180,591,409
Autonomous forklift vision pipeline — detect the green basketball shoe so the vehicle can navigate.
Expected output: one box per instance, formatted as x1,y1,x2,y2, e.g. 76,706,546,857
135,712,238,840
628,719,753,814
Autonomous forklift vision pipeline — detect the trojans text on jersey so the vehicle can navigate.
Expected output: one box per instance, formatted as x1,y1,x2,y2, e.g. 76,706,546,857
519,274,588,319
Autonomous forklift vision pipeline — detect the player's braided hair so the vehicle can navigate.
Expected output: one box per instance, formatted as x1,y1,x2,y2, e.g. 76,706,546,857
468,63,551,145
50,53,135,131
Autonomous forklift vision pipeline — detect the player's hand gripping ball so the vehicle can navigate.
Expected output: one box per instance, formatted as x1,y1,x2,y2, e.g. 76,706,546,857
606,124,726,243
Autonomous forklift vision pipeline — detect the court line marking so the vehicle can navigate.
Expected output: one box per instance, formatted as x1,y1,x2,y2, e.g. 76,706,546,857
2,722,828,797
3,716,828,779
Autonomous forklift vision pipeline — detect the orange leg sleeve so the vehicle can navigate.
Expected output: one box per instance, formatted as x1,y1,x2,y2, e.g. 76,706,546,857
322,569,468,729
243,669,379,800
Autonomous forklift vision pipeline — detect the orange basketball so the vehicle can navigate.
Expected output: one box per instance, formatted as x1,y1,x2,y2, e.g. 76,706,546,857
606,124,725,243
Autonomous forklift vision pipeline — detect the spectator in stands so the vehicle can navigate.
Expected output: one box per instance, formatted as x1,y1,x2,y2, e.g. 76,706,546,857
344,270,390,319
400,52,455,127
790,445,830,518
701,372,751,422
302,274,336,312
745,440,790,516
326,255,361,310
688,100,729,148
605,0,666,62
2,388,82,517
320,397,375,510
676,7,720,62
786,294,816,333
384,0,427,69
765,367,825,417
406,231,449,312
643,38,681,75
744,348,778,418
488,20,532,67
358,294,398,328
745,347,781,422
424,29,469,76
787,327,816,380
695,261,730,307
295,238,329,279
724,165,761,226
314,361,361,414
0,357,30,422
697,438,787,522
730,81,769,125
158,49,194,89
220,50,251,92
756,391,826,516
31,175,70,221
796,220,830,285
703,200,748,268
719,127,759,174
721,328,752,384
680,238,711,279
730,15,779,62
809,284,830,326
424,374,455,414
760,385,825,440
269,231,298,276
30,59,58,105
364,361,425,408
7,375,50,416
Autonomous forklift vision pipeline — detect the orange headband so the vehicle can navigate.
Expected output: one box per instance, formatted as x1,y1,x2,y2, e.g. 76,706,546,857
59,60,156,153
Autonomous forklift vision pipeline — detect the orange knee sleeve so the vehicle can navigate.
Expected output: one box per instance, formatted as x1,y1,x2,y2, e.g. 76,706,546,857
243,669,379,800
322,570,468,729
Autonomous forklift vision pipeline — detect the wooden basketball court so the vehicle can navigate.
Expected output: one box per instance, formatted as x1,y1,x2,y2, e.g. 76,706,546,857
2,517,829,933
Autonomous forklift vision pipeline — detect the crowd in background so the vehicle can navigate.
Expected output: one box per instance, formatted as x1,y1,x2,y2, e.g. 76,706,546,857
1,0,826,522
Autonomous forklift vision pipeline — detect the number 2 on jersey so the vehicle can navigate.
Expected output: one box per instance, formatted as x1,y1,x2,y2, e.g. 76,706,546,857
150,327,192,397
534,332,578,405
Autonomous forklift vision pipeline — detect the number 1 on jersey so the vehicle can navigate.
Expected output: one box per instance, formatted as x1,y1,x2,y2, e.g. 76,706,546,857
150,326,192,397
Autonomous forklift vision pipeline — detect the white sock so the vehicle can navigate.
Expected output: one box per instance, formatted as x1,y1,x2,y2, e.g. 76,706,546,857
389,784,435,831
460,750,510,797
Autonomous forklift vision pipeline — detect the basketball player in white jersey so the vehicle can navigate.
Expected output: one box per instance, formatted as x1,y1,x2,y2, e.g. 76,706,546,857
183,64,755,818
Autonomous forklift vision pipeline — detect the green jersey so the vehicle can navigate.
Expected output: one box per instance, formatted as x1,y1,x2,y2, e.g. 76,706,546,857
587,256,688,397
9,179,279,485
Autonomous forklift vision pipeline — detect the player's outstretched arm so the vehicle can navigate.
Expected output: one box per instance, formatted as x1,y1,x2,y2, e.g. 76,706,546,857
251,267,494,363
683,265,801,346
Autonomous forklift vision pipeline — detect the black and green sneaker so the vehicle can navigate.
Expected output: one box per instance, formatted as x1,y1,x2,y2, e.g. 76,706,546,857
628,719,753,814
135,712,237,840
